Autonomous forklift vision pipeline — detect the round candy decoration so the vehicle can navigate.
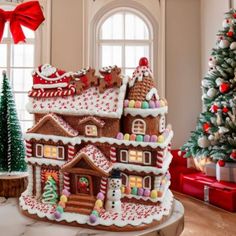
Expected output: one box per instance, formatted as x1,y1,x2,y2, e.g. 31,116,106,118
203,123,211,133
218,160,225,167
97,192,105,200
89,214,97,223
139,57,149,66
54,211,61,220
210,104,219,113
222,18,231,28
219,83,230,93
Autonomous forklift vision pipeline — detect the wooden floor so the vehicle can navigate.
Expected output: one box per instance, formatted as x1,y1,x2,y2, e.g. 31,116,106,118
174,192,236,236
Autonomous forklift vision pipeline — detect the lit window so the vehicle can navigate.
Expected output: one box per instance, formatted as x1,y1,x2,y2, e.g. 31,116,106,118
44,145,57,158
97,9,152,77
35,144,43,158
120,150,128,162
132,119,146,134
143,176,151,189
85,125,98,136
143,151,151,165
129,176,143,188
129,150,143,163
159,115,165,133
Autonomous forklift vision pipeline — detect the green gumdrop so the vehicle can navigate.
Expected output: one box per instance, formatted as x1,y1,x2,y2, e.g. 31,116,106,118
92,210,99,217
136,135,143,142
56,205,64,213
142,101,149,109
131,187,138,195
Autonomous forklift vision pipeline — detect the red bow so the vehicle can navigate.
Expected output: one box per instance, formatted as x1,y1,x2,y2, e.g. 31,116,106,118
0,1,45,44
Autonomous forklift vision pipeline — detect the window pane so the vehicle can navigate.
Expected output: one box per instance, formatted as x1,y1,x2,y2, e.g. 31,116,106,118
125,69,135,77
125,13,149,40
15,93,33,120
22,26,35,39
101,13,123,39
11,44,34,67
125,46,149,68
3,22,9,38
101,45,122,67
11,69,33,92
20,121,33,133
0,44,7,67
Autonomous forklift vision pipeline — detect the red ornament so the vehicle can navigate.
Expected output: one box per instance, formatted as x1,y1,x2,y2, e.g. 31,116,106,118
203,123,211,132
233,13,236,19
227,31,234,37
220,83,230,93
222,107,229,113
0,1,45,44
139,57,149,67
230,151,236,160
218,160,225,167
211,104,219,113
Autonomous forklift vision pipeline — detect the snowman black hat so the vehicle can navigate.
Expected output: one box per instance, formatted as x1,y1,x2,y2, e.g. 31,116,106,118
110,169,121,179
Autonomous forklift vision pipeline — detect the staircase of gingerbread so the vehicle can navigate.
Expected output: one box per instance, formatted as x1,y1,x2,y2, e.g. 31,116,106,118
64,194,96,215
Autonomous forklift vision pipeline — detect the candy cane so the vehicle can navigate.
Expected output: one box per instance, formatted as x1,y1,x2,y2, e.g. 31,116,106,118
68,144,75,161
156,150,164,168
63,172,70,191
110,147,116,162
25,140,32,158
100,177,108,194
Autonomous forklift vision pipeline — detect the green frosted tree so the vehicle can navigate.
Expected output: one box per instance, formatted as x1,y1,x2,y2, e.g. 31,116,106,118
42,176,58,205
181,10,236,164
0,71,26,173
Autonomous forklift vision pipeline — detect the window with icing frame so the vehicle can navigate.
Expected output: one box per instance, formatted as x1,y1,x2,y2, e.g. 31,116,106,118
0,1,51,132
35,144,43,158
85,125,98,136
143,176,151,189
43,145,65,160
129,175,143,188
143,151,152,165
132,119,146,135
128,150,143,163
121,173,128,186
120,150,128,162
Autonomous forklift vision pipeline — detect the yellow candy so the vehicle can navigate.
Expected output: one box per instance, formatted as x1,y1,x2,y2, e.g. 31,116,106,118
124,133,130,140
157,135,165,143
95,199,103,208
60,195,68,203
128,100,135,108
121,186,125,193
151,190,158,199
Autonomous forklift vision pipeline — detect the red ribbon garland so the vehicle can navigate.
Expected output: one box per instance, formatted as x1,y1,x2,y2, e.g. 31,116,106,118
0,1,45,44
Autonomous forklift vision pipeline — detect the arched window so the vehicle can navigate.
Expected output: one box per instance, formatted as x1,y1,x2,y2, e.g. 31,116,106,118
132,119,146,134
96,8,153,77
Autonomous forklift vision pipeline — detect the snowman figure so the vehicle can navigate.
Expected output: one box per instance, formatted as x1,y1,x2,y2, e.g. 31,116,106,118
105,170,122,212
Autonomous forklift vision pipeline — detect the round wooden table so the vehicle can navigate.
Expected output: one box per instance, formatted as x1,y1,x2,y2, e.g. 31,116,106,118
0,198,184,236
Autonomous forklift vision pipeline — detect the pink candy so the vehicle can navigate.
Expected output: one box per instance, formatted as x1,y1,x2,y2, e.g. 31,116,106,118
149,100,155,108
62,189,70,197
144,189,150,197
116,132,124,140
155,101,160,108
134,101,142,108
144,135,150,142
97,192,105,200
130,134,136,141
138,188,144,196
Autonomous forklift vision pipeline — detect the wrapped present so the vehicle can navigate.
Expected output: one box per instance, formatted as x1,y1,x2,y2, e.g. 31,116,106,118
181,172,236,212
216,163,236,183
205,163,216,177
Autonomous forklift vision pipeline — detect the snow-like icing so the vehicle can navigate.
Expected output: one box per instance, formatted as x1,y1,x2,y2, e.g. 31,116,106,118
129,65,153,87
26,157,66,167
75,67,89,77
146,88,159,101
24,130,174,149
113,151,172,175
68,144,113,174
100,65,117,73
122,180,170,203
19,189,173,227
27,76,129,119
27,113,78,137
78,116,105,127
40,64,57,77
124,106,168,118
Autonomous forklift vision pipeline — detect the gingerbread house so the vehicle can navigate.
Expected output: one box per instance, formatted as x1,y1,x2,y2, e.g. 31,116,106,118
20,58,174,231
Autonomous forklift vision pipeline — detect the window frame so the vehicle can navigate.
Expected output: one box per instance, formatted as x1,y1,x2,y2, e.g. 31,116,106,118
143,151,152,165
128,150,143,163
85,124,98,137
35,144,44,158
121,172,128,186
120,150,128,163
132,119,146,135
143,176,151,189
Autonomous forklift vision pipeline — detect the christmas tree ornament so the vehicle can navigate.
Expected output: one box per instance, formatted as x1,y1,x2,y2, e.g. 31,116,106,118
210,104,219,113
218,126,229,134
208,134,215,141
219,39,230,48
233,13,236,19
230,41,236,50
139,57,149,67
219,82,230,93
230,151,236,160
215,77,224,86
222,18,231,28
227,30,234,37
208,57,216,67
198,136,211,148
222,107,229,113
218,160,225,167
203,123,211,132
201,79,212,88
207,88,217,98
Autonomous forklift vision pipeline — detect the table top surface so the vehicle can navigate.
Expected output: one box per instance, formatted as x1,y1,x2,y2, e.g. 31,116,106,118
0,197,184,236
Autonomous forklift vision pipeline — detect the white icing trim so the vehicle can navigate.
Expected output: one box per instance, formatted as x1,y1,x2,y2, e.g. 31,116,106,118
124,106,168,118
26,157,66,167
113,151,172,175
132,119,146,135
146,88,159,101
24,130,174,149
33,83,68,89
159,115,166,133
35,68,73,81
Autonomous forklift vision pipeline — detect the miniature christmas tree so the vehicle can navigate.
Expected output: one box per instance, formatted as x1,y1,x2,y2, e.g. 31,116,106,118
42,176,58,205
0,71,26,173
181,10,236,166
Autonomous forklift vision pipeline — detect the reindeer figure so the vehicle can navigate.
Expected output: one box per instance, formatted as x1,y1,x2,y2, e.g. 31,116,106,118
70,67,98,94
99,66,122,93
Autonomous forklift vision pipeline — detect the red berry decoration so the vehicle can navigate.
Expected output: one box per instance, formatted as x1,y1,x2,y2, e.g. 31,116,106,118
203,123,211,132
227,31,234,37
139,57,149,67
218,160,225,167
233,13,236,19
219,83,230,93
230,151,236,161
211,104,218,113
222,107,229,113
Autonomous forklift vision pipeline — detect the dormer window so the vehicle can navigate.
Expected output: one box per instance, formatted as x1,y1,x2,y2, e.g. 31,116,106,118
132,119,146,134
85,125,98,136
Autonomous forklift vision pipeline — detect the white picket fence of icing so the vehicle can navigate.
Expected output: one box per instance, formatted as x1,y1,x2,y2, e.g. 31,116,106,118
216,163,236,183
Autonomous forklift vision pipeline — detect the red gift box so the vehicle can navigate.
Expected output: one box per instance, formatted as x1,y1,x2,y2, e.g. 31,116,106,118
181,172,236,212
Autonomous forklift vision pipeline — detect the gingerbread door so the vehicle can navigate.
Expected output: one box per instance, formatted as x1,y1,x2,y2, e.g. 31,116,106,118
75,175,93,196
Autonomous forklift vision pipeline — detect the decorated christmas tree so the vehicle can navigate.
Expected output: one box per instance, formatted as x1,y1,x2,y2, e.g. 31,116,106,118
0,71,26,173
42,176,58,205
181,10,236,167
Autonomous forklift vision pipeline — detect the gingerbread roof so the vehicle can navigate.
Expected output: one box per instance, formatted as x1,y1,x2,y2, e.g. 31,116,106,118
27,76,128,119
61,144,112,176
27,113,78,137
78,116,105,127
